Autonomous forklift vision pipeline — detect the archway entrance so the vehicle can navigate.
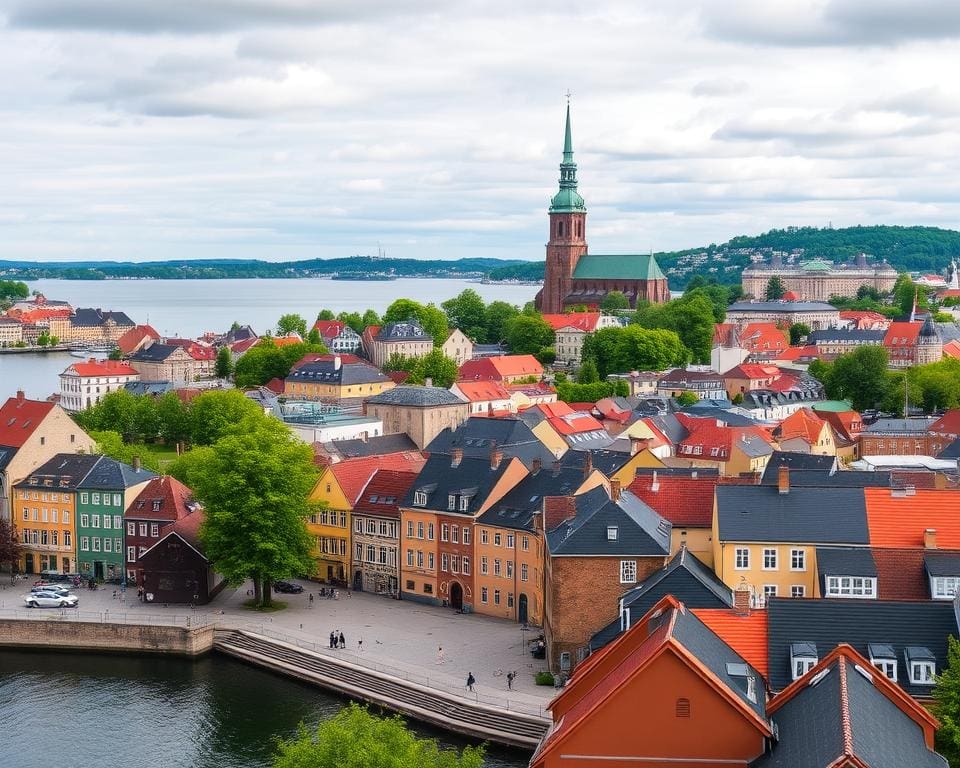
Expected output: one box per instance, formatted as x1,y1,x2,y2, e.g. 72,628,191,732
450,582,463,611
518,593,528,624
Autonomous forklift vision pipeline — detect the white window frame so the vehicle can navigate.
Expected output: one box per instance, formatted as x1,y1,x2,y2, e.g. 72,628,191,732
871,659,897,682
910,661,936,686
762,548,778,571
791,585,805,598
790,549,805,571
792,657,816,681
620,560,637,584
824,575,876,599
932,576,960,600
734,547,750,570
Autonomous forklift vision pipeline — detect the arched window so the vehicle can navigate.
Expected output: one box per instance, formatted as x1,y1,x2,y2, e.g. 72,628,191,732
676,698,691,718
557,221,564,238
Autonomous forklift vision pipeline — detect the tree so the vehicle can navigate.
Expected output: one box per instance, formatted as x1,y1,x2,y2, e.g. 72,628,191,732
577,359,600,384
272,703,484,768
307,328,322,345
316,309,336,321
108,347,123,360
215,347,234,379
685,285,730,323
382,352,418,374
382,299,448,346
170,416,318,608
188,390,265,446
410,349,459,388
634,294,715,364
277,313,308,338
361,309,381,329
676,391,699,407
789,323,811,346
765,276,786,300
156,391,191,445
233,339,328,388
483,301,520,344
582,325,688,378
0,518,23,572
336,311,365,334
503,314,554,356
811,346,893,412
89,430,162,472
442,289,487,342
600,291,629,312
935,635,960,767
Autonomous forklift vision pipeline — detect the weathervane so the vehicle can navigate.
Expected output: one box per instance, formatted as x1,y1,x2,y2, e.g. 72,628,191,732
565,89,572,104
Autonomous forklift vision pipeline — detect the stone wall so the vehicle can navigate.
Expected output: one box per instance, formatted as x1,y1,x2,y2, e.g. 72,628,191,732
0,619,214,657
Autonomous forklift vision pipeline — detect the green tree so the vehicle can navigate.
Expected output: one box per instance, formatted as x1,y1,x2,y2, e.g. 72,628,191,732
336,311,365,334
935,635,960,767
272,703,484,768
361,309,382,329
170,417,318,608
677,391,699,407
277,313,308,338
554,381,620,403
410,349,459,388
108,347,123,361
383,299,448,346
577,359,600,384
634,294,715,364
215,347,234,379
684,285,730,323
0,280,29,300
316,309,336,321
442,289,487,342
382,352,418,374
600,291,629,312
789,323,811,346
483,301,520,344
88,430,162,472
582,325,687,378
157,391,191,445
234,340,328,388
812,346,893,412
188,390,265,446
765,276,786,300
503,314,554,356
131,394,161,440
307,328,322,345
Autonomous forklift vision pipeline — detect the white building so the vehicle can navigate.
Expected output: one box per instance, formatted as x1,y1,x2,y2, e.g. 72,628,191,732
59,359,141,412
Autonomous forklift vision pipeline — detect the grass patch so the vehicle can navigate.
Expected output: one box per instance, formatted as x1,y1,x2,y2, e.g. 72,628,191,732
139,443,180,470
242,599,288,612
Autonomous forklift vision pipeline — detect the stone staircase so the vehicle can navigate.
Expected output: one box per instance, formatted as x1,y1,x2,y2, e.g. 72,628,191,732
213,629,550,749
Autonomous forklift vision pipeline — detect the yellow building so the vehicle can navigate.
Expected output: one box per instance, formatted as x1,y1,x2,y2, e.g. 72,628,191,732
774,408,837,456
284,354,395,403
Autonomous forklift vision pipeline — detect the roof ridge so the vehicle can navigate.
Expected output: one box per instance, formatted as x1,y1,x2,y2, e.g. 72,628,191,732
838,655,854,759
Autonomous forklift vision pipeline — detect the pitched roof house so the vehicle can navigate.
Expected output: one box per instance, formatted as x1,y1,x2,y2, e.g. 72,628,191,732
457,354,544,384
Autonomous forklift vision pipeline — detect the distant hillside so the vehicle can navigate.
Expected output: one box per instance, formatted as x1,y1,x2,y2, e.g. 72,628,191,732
485,225,960,289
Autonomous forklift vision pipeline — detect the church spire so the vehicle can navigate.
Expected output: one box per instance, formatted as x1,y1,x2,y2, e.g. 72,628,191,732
550,97,586,213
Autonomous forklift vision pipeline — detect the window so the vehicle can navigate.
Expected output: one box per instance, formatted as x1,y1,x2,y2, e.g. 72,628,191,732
763,548,778,570
506,561,513,578
80,493,88,504
127,522,135,536
423,583,433,595
494,559,502,576
676,698,691,718
521,563,529,582
462,528,471,545
92,514,100,528
481,556,488,575
462,556,470,575
507,592,514,608
451,525,459,544
428,523,435,540
406,580,415,590
824,576,876,598
494,589,501,605
407,521,414,537
522,536,529,551
441,553,449,572
64,532,71,547
406,550,414,567
451,555,459,574
791,654,817,680
355,543,363,561
428,553,434,570
417,522,424,539
506,533,513,548
763,585,777,599
103,538,112,553
494,532,502,546
416,551,424,568
80,514,89,528
933,577,960,600
441,524,449,542
481,529,488,545
481,587,488,603
868,647,897,682
620,560,637,584
92,538,101,552
414,491,427,507
607,526,619,541
735,547,750,570
127,546,136,563
113,494,121,507
790,549,805,571
92,493,100,505
459,496,470,512
791,585,805,598
139,522,147,537
355,518,363,533
103,515,112,529
366,545,375,563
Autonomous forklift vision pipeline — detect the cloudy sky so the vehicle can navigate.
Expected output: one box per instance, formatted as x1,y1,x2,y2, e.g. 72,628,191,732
2,0,960,263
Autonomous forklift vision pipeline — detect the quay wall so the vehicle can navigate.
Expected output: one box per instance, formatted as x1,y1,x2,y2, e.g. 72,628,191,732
0,619,214,657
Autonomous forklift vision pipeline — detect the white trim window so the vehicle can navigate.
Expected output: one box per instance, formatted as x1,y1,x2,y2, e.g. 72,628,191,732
790,585,805,598
620,560,637,584
824,575,876,599
910,661,936,686
735,547,750,570
763,548,778,571
790,549,805,571
763,585,777,599
932,577,960,600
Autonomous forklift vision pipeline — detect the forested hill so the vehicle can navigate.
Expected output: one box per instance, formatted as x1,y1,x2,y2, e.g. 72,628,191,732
486,225,960,288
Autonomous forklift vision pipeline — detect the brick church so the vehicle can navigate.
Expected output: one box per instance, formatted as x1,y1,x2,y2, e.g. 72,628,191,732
535,104,671,313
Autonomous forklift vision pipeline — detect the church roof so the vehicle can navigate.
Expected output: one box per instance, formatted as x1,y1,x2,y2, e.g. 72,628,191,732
573,253,666,281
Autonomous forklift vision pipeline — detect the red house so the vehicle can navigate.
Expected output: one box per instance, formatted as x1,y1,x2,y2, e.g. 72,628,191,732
125,476,199,584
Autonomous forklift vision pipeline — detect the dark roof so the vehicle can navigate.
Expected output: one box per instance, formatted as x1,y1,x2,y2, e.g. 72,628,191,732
760,468,892,488
766,598,957,696
938,437,960,459
129,343,181,362
924,551,960,577
77,456,156,490
477,464,585,532
753,653,947,768
14,453,103,490
561,448,632,476
729,300,837,312
645,413,688,444
425,416,558,470
715,485,869,544
401,453,514,515
546,486,671,556
123,381,173,396
325,433,418,458
375,319,429,341
808,328,886,343
71,307,134,327
0,445,14,472
353,469,419,519
761,451,836,482
815,547,878,578
286,356,391,386
365,386,464,407
864,417,938,435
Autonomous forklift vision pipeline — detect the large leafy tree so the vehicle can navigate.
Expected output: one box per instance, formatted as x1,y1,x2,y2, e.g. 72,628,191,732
0,518,24,572
170,416,318,608
233,339,328,388
600,291,629,312
441,289,487,342
935,635,960,766
89,430,162,472
582,325,688,378
789,323,811,346
765,276,786,300
810,346,893,412
503,313,554,356
634,294,714,364
188,389,266,446
215,347,234,379
483,301,520,344
383,299,449,346
273,703,484,768
277,313,308,337
409,349,459,388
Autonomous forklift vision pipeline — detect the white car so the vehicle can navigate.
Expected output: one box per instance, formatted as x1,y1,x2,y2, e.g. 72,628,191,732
30,584,72,597
23,592,79,608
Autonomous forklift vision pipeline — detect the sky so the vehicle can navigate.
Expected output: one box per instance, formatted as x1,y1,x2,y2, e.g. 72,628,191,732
2,0,960,263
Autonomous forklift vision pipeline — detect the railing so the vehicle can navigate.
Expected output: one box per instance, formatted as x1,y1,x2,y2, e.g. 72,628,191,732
0,606,212,628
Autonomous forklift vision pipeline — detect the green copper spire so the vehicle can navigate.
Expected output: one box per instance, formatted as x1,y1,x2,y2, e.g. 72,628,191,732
550,99,586,213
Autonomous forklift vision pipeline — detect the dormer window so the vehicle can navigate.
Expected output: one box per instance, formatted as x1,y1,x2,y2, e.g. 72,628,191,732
790,642,818,680
607,526,618,541
459,495,470,512
906,647,936,685
931,576,959,600
824,575,876,599
448,494,456,511
868,644,897,681
414,491,427,507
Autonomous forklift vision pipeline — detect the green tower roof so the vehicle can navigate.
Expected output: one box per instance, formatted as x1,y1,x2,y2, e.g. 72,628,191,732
550,102,586,213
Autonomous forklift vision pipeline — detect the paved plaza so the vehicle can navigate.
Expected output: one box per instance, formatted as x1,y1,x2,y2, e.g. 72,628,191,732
0,577,556,712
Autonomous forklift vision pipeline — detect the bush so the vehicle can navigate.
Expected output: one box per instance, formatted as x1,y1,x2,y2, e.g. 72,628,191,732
535,671,555,686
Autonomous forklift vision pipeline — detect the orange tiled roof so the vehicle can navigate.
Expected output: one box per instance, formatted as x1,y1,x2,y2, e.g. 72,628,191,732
629,474,719,527
453,380,512,402
117,324,161,355
458,355,543,382
313,320,345,337
883,321,922,347
865,488,960,548
692,608,769,678
328,452,427,505
65,359,139,377
930,409,960,437
943,340,960,360
776,407,826,445
774,345,818,361
540,312,600,332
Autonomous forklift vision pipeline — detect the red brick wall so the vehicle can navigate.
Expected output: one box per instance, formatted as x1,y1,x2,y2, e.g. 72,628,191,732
860,435,947,457
540,213,587,314
437,513,474,609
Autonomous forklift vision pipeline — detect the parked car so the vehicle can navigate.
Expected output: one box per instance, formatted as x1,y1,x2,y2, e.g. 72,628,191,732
30,584,72,597
273,581,303,594
23,593,79,608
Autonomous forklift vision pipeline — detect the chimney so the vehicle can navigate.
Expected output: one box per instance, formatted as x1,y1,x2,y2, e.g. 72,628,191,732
16,389,25,403
532,457,542,474
629,436,647,456
451,447,463,468
582,451,593,479
733,581,752,616
490,447,504,470
610,478,622,501
543,496,577,531
334,355,342,370
778,465,790,495
925,528,938,550
133,456,141,472
651,470,660,492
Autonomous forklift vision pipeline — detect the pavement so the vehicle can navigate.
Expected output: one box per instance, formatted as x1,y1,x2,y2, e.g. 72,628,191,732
0,577,556,709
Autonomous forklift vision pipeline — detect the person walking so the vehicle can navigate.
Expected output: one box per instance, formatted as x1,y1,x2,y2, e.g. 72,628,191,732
506,671,515,690
309,593,314,607
329,631,335,649
339,631,346,649
436,646,444,665
466,672,475,692
357,638,363,652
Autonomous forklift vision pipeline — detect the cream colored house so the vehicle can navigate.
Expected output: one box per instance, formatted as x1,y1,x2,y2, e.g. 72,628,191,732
441,329,474,366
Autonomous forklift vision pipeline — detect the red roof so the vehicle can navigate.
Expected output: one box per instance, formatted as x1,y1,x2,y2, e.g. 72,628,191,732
387,370,411,384
229,337,260,355
65,359,139,378
352,469,420,519
776,408,827,445
452,380,512,402
540,312,600,332
117,324,161,355
265,377,285,394
458,355,543,382
0,394,55,448
313,320,345,337
883,321,921,347
10,307,72,323
865,488,960,548
328,452,426,505
781,290,800,301
160,509,205,551
129,476,198,522
629,473,720,527
692,608,769,678
715,322,788,353
816,409,863,441
549,411,605,435
676,418,772,460
290,352,363,371
943,340,960,360
774,345,818,361
930,409,960,437
838,310,889,329
272,333,304,347
165,339,216,361
724,363,782,380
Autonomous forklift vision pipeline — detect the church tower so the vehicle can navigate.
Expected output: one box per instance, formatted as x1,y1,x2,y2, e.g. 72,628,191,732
538,102,588,313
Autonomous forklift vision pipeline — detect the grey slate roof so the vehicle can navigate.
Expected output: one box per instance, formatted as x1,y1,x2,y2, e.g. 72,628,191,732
808,328,886,343
13,453,103,490
477,464,585,532
72,308,134,327
924,551,960,577
129,343,180,363
286,357,391,386
425,417,558,469
561,449,632,477
375,319,429,341
940,438,960,459
325,433,418,458
645,413,688,444
78,456,156,490
766,597,958,696
0,445,14,472
401,453,513,516
728,300,837,312
864,417,938,434
365,386,464,407
815,547,877,577
715,485,869,544
546,486,671,557
761,451,836,482
123,381,173,396
761,468,892,488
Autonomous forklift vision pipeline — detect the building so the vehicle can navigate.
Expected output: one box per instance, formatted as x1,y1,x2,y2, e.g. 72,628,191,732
138,511,223,604
58,359,141,412
741,252,898,301
673,418,774,477
0,392,95,523
284,354,394,404
657,368,726,400
124,475,199,585
859,417,945,457
542,312,618,366
164,339,217,378
363,386,469,449
808,328,886,360
713,322,790,369
882,319,943,367
773,408,837,455
440,328,474,366
116,324,161,356
536,105,669,312
313,320,361,354
350,469,418,596
311,433,419,464
606,370,659,396
722,363,782,401
12,454,102,575
364,319,433,369
76,457,156,581
68,308,135,342
726,300,840,330
0,317,23,346
520,402,613,451
128,343,197,383
449,380,514,415
426,415,561,469
457,354,544,384
542,485,671,672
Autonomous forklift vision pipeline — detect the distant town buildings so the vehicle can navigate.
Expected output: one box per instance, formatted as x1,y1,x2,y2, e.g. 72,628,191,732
741,252,898,300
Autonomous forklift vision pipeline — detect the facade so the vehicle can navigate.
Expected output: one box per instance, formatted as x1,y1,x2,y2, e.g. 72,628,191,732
165,339,216,378
363,386,470,449
536,105,669,313
860,418,945,457
656,368,726,400
741,252,898,300
313,320,361,354
458,354,544,384
365,320,433,369
0,317,24,346
542,312,619,365
449,380,515,415
441,328,474,366
722,363,782,401
283,354,394,403
774,408,837,455
124,475,199,584
726,301,840,330
59,359,141,412
139,512,222,605
67,308,135,342
128,343,197,383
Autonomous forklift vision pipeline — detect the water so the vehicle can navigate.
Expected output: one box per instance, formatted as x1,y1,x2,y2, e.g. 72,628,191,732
0,278,538,401
0,650,528,768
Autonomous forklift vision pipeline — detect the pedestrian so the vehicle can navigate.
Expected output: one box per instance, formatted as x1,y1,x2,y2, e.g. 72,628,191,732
339,631,346,649
137,585,143,601
436,646,444,665
466,672,475,692
358,638,363,652
309,593,314,607
507,671,515,690
329,631,335,649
